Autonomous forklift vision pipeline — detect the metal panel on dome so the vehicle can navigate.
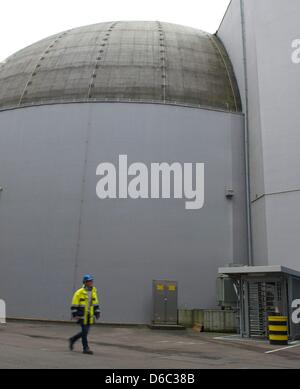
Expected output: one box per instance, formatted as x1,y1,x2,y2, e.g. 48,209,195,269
0,21,241,111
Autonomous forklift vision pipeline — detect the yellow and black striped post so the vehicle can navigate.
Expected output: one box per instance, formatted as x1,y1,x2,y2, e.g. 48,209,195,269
268,316,289,345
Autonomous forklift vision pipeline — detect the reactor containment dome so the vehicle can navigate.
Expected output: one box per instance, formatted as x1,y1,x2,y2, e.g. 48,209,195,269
0,21,241,112
0,21,247,324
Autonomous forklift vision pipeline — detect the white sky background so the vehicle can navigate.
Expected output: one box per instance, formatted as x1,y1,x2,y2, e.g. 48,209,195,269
0,0,230,62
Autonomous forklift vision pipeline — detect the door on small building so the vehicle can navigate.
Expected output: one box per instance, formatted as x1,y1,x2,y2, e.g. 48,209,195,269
152,280,178,324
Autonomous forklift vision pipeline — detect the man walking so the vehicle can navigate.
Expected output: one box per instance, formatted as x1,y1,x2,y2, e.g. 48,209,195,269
69,274,100,355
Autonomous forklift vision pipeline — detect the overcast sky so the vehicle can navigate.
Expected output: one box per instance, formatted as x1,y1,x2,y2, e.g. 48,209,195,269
0,0,230,62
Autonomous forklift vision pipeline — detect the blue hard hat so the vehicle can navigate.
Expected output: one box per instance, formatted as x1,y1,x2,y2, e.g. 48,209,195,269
82,274,94,283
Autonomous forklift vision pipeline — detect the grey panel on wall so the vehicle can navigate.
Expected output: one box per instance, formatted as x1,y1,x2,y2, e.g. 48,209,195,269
0,103,246,323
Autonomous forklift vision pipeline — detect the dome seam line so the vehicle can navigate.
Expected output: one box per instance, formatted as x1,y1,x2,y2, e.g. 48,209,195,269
18,30,72,106
87,21,120,99
207,34,238,112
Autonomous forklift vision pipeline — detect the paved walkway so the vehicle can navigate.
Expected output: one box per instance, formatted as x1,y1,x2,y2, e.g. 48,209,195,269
0,321,299,369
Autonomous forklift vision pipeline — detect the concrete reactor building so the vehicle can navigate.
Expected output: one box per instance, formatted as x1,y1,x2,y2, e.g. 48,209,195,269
0,0,299,325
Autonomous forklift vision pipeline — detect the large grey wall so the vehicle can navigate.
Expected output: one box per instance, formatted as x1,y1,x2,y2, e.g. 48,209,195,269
218,0,300,269
249,0,300,269
0,103,247,323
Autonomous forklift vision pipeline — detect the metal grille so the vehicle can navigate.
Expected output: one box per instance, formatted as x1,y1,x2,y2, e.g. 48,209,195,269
248,281,282,337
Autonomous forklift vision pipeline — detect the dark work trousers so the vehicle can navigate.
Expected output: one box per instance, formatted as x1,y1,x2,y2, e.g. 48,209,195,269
71,317,91,350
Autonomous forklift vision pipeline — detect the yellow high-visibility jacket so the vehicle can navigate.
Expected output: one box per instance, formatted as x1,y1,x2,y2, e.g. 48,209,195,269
71,286,100,325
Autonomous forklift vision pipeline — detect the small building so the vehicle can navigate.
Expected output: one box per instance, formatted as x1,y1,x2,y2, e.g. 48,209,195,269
219,266,300,340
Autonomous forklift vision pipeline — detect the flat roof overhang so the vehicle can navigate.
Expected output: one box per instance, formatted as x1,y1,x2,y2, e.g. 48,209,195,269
218,265,300,279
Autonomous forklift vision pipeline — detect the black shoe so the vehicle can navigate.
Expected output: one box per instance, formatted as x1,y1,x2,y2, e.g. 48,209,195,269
69,338,74,351
83,348,94,355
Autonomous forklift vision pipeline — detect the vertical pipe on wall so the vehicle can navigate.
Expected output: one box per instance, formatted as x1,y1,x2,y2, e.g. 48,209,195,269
240,0,253,266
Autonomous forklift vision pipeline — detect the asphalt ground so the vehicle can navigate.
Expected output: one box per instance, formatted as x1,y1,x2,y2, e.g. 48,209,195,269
0,321,300,369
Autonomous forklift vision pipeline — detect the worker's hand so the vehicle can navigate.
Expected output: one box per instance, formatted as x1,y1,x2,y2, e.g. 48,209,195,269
95,312,100,320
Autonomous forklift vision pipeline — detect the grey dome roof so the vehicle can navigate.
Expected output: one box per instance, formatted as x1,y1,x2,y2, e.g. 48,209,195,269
0,21,241,112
